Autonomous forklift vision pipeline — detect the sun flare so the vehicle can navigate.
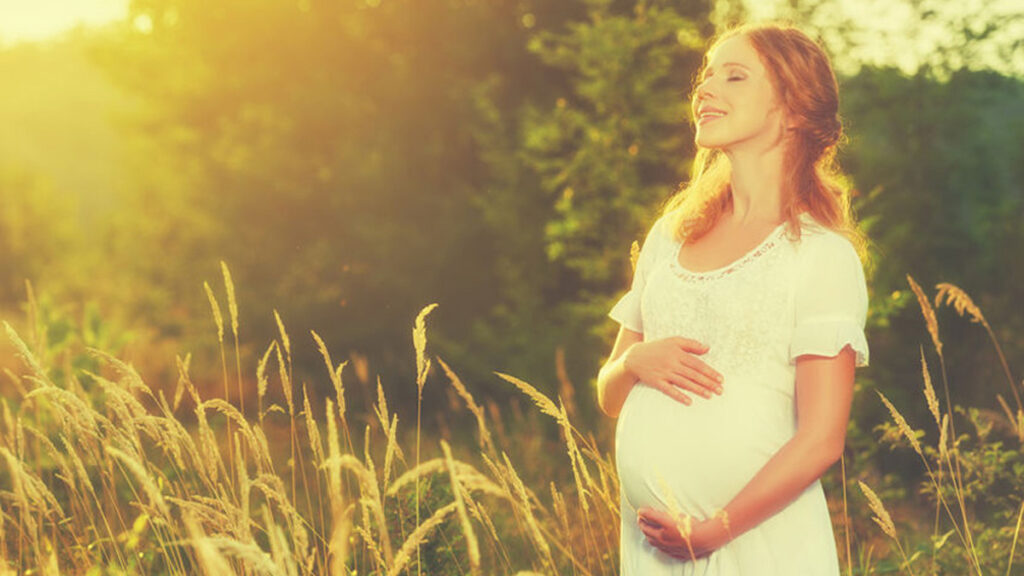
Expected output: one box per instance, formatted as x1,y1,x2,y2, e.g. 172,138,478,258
0,0,128,45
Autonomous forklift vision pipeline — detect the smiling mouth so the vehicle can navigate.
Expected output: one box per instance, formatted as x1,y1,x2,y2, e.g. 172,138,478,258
697,112,726,126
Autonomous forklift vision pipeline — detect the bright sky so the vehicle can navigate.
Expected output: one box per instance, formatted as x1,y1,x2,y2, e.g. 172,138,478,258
0,0,129,46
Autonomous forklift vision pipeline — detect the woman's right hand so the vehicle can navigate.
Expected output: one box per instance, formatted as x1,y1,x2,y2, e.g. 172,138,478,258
623,337,724,405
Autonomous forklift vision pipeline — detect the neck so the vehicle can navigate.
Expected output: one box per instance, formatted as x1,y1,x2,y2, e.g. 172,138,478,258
723,143,787,226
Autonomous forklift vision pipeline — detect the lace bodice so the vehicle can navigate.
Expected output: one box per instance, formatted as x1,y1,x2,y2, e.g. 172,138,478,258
609,212,869,383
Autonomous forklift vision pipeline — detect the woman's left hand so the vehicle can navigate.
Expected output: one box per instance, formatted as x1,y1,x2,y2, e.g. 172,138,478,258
637,507,730,560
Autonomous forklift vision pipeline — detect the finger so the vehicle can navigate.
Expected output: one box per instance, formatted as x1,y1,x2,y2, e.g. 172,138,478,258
668,369,715,399
651,380,692,405
673,337,709,354
639,523,664,544
679,356,724,391
665,366,718,398
639,508,675,527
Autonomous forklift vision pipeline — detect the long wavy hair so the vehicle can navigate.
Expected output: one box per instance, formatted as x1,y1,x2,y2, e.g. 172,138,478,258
662,22,870,265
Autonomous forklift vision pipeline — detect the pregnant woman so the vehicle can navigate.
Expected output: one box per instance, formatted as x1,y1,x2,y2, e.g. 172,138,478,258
596,23,870,575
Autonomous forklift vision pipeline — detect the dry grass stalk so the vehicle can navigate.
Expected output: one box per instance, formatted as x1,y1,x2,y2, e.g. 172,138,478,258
3,368,27,399
656,476,696,560
261,505,298,576
87,349,153,401
273,310,291,365
183,510,236,575
328,497,353,576
105,446,171,520
858,480,896,539
939,414,950,461
995,395,1020,439
249,475,299,520
501,452,553,568
0,446,40,541
167,497,234,527
374,375,390,433
858,480,918,576
24,386,101,441
630,239,640,272
3,321,48,385
437,357,495,456
934,283,985,326
387,458,505,502
385,502,458,576
0,400,13,449
559,401,594,514
220,261,239,339
495,372,560,419
411,303,437,576
203,282,225,344
322,453,392,564
201,399,264,472
302,384,324,466
273,343,294,416
383,414,401,490
324,397,343,505
235,435,253,543
177,353,201,406
1007,499,1024,576
936,282,1023,418
311,331,345,423
555,347,577,421
194,402,223,486
441,440,481,574
907,275,942,356
920,347,941,428
877,391,924,457
205,535,284,576
413,304,438,393
173,353,192,411
257,342,276,420
550,482,570,535
21,425,75,496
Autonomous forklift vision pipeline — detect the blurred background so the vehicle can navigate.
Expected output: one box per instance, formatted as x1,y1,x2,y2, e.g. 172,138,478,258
0,0,1022,440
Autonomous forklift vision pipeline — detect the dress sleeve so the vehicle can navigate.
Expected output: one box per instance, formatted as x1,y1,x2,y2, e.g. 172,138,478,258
789,232,870,367
608,216,667,334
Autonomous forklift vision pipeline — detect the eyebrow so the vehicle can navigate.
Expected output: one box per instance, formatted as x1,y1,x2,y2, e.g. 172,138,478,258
702,62,751,77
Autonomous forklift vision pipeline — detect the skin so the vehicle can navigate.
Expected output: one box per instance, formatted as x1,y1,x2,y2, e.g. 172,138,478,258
597,33,859,560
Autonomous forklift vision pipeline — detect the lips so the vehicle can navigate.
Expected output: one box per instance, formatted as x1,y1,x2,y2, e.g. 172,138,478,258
697,106,727,125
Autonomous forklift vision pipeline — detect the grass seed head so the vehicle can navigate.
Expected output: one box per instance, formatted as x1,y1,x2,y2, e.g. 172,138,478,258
858,480,897,540
203,282,225,344
907,274,942,356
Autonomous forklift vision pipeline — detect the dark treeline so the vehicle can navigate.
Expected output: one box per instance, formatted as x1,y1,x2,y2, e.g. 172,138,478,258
0,0,1022,432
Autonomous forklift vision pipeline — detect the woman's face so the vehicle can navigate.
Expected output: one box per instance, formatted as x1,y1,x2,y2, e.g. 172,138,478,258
692,35,788,152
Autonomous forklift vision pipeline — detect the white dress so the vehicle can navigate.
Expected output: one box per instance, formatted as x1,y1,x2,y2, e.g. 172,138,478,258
608,211,869,576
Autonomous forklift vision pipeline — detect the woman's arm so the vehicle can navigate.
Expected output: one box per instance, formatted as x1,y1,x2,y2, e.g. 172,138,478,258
637,345,856,557
596,326,644,417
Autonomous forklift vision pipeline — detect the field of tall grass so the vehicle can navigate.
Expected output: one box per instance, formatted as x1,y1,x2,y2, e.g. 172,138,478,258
0,266,1022,575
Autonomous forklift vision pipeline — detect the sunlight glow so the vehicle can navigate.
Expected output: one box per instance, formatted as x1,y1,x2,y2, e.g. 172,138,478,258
0,0,128,45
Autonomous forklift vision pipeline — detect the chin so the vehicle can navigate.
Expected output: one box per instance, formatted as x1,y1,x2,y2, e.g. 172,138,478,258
695,134,729,149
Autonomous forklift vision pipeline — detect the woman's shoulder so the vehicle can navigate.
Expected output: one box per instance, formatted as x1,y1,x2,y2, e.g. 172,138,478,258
792,213,863,268
641,212,681,251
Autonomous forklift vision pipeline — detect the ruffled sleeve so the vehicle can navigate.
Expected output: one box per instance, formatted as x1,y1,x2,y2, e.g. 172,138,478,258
789,231,870,367
608,215,668,334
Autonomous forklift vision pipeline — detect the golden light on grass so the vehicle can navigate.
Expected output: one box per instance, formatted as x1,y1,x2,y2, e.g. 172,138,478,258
1,274,1022,575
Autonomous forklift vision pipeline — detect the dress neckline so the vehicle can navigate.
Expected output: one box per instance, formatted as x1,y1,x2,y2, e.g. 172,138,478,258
669,217,798,281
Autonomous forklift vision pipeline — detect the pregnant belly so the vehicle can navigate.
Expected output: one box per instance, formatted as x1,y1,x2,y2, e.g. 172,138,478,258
615,381,795,517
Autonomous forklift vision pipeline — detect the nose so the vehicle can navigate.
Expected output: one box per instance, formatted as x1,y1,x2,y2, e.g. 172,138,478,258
696,78,712,105
694,77,714,102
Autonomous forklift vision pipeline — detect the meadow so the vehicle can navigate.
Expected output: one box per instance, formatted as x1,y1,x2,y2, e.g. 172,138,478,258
0,265,1022,576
